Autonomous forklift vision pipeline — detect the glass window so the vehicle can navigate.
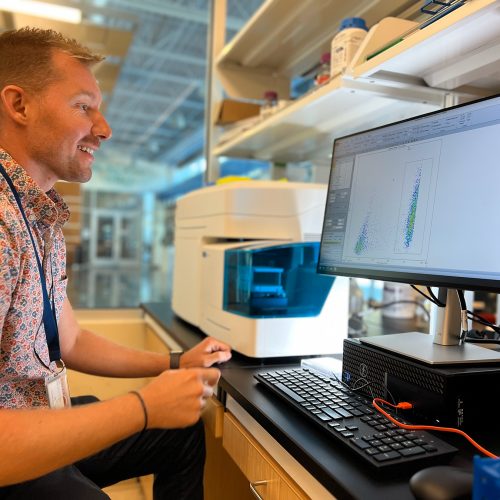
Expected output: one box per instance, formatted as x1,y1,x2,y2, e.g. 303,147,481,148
61,0,265,308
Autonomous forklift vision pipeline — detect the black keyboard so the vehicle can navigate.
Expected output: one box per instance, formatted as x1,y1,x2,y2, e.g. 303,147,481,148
255,368,458,470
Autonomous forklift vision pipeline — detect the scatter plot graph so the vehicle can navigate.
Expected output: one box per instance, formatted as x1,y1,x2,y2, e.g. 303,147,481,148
347,197,383,259
395,159,433,255
342,140,440,264
354,217,369,255
404,167,421,248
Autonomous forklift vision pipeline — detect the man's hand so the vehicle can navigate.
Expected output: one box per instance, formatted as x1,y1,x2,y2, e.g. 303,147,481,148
179,337,232,369
140,367,220,428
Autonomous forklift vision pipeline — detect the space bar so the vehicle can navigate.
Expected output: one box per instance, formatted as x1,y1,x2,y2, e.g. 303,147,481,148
274,383,304,403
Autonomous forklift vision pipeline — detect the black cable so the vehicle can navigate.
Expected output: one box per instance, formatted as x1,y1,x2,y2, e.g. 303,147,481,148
466,310,500,333
408,285,500,342
411,284,432,302
368,299,430,321
410,287,500,337
344,374,398,406
465,338,500,345
456,289,467,310
467,313,492,327
455,290,500,338
427,286,446,307
456,290,469,342
411,285,445,307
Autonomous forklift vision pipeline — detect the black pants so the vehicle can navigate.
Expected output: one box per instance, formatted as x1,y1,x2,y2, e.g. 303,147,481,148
0,396,206,499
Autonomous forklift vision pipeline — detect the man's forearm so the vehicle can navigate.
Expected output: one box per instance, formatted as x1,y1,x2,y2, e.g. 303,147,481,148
0,393,144,486
62,329,170,377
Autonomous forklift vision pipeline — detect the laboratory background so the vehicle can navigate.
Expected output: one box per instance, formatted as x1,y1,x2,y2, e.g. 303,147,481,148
2,1,500,499
2,0,492,320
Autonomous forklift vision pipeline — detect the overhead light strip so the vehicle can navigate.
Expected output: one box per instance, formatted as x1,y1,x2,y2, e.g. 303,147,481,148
0,0,82,24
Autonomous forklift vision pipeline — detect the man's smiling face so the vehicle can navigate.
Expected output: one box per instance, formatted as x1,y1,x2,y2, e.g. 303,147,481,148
25,49,112,188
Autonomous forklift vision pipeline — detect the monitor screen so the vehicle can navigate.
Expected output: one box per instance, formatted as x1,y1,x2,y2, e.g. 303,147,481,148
318,93,500,294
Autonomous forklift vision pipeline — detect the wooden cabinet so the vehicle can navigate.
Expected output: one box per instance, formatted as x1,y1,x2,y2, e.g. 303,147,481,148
204,398,255,500
223,412,307,500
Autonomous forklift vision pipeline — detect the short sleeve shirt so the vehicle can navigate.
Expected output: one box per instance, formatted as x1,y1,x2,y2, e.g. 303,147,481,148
0,148,69,408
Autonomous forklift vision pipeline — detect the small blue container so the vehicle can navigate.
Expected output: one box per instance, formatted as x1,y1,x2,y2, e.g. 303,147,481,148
473,455,500,499
339,17,368,31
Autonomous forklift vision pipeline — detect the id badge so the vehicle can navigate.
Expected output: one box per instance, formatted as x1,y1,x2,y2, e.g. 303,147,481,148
45,361,71,409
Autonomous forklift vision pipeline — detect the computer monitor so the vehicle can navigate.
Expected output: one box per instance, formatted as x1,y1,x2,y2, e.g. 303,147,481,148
318,93,500,365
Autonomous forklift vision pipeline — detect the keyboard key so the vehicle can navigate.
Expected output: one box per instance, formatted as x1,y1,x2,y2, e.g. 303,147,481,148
316,413,332,422
400,446,426,457
423,444,438,452
351,437,371,450
377,445,392,453
274,383,304,403
373,450,402,462
335,408,353,418
323,408,344,420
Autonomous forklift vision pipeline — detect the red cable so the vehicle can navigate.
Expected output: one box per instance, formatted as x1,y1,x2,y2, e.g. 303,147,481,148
372,397,498,459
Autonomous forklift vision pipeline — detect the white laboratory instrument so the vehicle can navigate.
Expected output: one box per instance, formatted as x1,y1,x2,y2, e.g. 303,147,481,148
172,180,349,358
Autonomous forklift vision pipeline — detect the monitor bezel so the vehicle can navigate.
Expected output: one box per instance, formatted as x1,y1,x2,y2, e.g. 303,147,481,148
317,92,500,294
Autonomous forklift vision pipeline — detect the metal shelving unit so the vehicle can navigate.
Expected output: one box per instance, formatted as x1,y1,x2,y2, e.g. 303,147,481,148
353,0,500,92
206,0,498,178
213,76,468,162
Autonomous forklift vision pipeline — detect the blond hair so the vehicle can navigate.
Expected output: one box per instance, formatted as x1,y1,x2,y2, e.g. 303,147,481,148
0,27,104,93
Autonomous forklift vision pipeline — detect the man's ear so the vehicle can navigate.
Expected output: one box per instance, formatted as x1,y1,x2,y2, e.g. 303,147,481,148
0,85,30,125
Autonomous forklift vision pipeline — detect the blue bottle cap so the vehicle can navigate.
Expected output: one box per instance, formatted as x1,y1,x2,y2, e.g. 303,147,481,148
339,17,368,31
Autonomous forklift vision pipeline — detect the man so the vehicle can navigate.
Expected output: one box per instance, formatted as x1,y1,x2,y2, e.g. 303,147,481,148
0,27,231,498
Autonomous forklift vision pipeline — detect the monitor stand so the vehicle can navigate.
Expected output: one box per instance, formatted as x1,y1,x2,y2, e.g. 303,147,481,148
359,331,500,365
359,288,500,365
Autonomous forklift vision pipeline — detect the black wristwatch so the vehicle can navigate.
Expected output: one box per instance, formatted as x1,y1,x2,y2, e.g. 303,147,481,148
169,350,183,369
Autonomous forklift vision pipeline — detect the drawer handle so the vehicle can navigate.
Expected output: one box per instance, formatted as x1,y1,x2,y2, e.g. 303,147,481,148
249,480,268,499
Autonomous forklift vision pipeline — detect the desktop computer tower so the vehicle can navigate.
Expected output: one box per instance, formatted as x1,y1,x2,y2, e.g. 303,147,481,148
342,338,500,431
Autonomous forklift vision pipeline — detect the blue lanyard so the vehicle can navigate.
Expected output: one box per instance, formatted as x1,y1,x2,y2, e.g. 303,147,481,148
0,163,61,361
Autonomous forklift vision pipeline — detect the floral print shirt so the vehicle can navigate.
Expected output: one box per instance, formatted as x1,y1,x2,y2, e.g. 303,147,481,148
0,149,69,408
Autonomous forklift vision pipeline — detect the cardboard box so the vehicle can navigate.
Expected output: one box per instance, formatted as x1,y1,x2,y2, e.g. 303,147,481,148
216,99,261,125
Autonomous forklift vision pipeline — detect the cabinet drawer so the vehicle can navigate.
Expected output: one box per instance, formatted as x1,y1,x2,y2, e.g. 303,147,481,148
223,412,306,500
203,396,224,438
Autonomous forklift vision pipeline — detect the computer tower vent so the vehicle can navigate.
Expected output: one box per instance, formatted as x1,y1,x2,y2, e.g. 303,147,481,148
342,338,446,398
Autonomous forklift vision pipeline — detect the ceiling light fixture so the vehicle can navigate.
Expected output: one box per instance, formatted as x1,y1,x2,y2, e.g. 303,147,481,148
0,0,82,24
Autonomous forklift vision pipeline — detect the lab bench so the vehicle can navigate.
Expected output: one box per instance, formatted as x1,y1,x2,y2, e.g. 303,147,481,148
140,302,497,499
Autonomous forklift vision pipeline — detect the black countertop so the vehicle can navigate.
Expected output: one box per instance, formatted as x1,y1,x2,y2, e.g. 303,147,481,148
141,302,493,499
219,365,428,499
141,301,313,368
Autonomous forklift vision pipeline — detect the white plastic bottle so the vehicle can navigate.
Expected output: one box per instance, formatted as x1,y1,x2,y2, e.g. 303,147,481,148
330,17,368,79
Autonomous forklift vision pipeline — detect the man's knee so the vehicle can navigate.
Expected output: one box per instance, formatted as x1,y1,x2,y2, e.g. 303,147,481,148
155,418,206,466
185,418,206,464
0,466,108,500
191,418,206,448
